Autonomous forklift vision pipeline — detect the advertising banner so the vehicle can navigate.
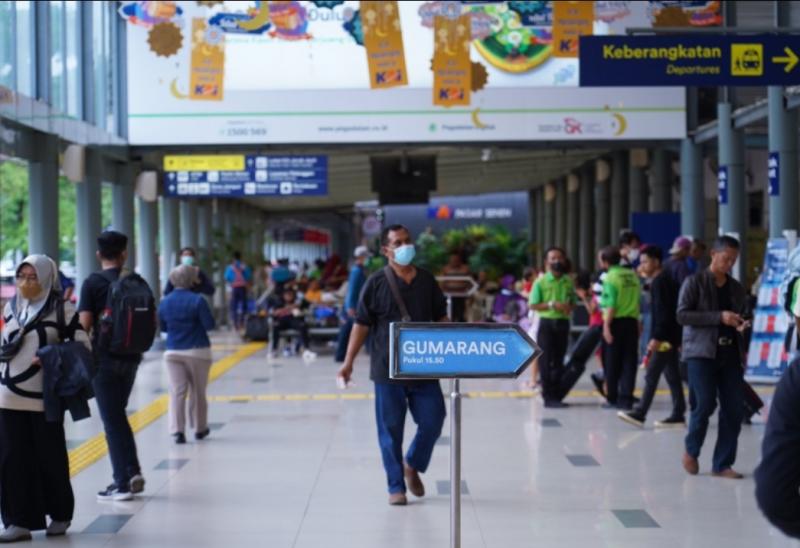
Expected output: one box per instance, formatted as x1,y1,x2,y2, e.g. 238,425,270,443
552,1,593,58
747,238,791,382
189,18,225,101
361,1,408,90
433,13,472,107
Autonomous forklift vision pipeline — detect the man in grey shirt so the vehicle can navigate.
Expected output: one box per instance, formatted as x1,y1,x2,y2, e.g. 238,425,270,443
677,236,749,479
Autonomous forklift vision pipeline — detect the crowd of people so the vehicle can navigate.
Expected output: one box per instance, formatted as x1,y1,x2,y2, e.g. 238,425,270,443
2,221,798,539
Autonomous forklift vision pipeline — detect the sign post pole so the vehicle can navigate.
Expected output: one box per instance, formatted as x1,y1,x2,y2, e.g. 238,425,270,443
389,322,542,548
450,378,462,548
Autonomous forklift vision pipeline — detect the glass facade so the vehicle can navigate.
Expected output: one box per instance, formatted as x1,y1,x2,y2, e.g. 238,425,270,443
0,0,120,134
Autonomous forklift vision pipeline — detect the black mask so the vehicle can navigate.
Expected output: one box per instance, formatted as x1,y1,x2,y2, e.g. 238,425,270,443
550,261,565,274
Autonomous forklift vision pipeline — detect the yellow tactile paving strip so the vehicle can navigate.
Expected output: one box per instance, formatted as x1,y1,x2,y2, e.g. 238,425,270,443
206,386,776,403
67,343,266,478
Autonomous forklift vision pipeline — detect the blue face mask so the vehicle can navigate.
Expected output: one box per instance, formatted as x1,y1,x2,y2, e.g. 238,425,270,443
393,244,416,266
181,255,195,267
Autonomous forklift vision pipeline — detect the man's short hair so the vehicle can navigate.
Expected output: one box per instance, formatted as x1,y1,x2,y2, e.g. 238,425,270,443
712,235,740,252
97,231,128,260
233,251,242,261
180,247,196,256
600,245,621,266
544,246,566,259
619,230,641,247
641,245,663,263
381,224,410,246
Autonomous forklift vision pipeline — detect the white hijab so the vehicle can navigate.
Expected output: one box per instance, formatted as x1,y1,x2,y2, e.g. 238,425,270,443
14,254,60,326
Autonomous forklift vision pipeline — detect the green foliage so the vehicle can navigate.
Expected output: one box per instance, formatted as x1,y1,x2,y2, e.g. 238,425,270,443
0,160,29,259
414,230,449,273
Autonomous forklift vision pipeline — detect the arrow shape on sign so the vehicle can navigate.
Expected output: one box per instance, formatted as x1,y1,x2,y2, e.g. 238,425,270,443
772,47,798,73
390,322,543,379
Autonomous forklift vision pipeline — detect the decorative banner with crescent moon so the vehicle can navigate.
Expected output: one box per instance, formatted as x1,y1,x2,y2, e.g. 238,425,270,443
361,1,408,90
432,12,472,107
189,18,225,101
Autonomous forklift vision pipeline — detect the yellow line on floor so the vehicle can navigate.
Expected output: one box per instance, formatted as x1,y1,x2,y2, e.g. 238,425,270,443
68,342,266,478
206,385,777,404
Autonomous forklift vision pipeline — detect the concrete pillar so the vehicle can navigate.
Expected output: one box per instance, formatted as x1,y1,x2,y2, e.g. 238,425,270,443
579,164,594,270
543,183,556,248
650,148,672,212
610,151,629,239
594,162,610,257
535,188,545,265
566,173,580,264
212,199,227,326
75,150,103,291
680,139,705,239
768,86,799,238
628,150,648,216
197,201,212,269
555,178,567,248
136,197,160,300
527,189,537,265
112,164,136,270
718,102,747,279
160,197,180,285
27,132,60,260
179,199,198,249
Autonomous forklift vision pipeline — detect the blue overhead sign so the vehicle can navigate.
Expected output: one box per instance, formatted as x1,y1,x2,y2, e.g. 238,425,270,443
580,35,800,87
164,155,327,198
390,323,541,379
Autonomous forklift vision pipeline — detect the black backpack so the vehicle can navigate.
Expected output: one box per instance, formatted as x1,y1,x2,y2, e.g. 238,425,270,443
96,271,157,356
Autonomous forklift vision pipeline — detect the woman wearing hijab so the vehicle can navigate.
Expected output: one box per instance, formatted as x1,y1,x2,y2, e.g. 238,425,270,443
0,255,91,542
158,265,216,444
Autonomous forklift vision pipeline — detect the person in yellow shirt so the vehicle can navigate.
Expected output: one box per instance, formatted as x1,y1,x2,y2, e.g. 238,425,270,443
529,247,576,408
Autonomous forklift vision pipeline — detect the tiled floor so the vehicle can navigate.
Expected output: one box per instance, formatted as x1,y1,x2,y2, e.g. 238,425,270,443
25,332,792,547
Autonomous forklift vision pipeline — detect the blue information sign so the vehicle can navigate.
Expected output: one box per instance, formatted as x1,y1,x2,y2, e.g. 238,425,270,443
165,155,327,198
580,35,800,87
718,166,728,205
390,323,541,379
768,152,780,197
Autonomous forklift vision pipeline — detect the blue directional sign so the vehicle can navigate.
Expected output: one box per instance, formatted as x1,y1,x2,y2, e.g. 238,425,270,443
718,166,728,205
768,152,780,197
164,155,327,198
390,323,542,379
580,35,800,87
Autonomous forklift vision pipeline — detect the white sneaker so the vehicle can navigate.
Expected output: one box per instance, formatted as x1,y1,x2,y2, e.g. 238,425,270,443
0,525,31,543
46,520,70,537
302,350,318,363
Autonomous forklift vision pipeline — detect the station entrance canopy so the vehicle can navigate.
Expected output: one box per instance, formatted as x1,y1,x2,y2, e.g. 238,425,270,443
123,0,693,146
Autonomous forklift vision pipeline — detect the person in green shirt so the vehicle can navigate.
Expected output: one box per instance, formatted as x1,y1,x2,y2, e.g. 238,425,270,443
599,245,641,410
529,247,576,408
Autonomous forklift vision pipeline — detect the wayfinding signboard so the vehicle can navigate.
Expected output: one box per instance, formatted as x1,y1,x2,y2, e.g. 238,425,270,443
390,322,540,379
580,35,800,86
163,154,327,197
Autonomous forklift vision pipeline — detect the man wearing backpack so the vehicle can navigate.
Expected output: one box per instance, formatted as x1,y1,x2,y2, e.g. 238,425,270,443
225,251,252,331
78,231,156,501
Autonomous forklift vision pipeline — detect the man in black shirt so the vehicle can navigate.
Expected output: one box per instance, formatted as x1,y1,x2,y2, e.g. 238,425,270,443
755,358,800,539
78,231,145,502
337,224,448,506
618,245,686,428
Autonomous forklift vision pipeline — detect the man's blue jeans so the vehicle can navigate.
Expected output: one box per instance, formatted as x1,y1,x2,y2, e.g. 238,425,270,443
685,357,744,473
374,381,446,494
93,357,141,488
334,317,354,363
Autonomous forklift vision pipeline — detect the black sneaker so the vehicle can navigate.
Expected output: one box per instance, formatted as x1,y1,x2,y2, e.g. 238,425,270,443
129,474,145,494
654,416,686,428
195,429,210,441
173,433,186,445
590,373,606,397
97,484,133,502
544,400,570,409
617,410,646,428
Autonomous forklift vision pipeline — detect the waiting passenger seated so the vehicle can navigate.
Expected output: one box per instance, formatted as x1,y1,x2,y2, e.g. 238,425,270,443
269,287,317,363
